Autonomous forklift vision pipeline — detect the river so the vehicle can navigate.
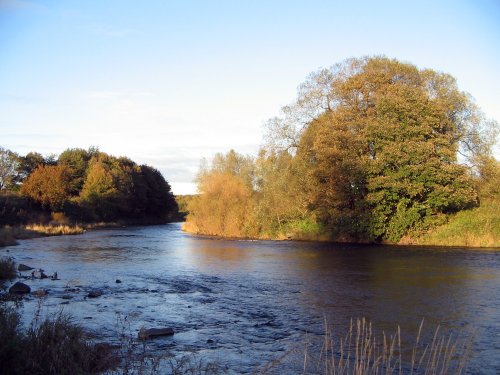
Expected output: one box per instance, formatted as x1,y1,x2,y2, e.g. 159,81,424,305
2,223,499,373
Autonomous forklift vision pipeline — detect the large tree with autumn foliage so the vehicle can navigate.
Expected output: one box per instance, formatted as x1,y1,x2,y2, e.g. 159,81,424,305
186,56,498,242
20,165,72,211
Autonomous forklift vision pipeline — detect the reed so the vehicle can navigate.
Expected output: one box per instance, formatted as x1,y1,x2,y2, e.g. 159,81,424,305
294,318,471,375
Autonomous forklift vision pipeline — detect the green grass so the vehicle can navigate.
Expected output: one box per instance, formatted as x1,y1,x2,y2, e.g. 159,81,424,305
414,198,500,247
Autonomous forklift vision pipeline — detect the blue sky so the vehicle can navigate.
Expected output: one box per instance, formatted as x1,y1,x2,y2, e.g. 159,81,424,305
1,0,499,194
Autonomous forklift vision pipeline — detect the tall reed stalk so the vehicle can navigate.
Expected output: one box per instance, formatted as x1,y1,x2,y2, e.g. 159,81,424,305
297,318,472,375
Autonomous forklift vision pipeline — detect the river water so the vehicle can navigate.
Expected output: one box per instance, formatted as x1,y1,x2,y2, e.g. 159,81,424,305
2,223,499,373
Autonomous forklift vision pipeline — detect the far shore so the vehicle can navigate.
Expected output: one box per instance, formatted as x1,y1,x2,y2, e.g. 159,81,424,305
181,224,500,250
0,220,181,248
2,220,498,250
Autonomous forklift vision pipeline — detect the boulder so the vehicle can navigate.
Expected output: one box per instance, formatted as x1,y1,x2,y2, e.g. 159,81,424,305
88,289,103,298
9,282,31,294
18,264,34,271
138,327,174,340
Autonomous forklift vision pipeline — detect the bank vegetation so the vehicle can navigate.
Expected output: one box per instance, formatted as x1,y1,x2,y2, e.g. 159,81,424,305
184,56,499,246
0,148,179,246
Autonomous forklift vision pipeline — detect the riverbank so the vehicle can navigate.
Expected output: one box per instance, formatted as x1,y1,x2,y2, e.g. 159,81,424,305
406,198,500,247
0,224,85,247
0,218,184,248
182,198,500,248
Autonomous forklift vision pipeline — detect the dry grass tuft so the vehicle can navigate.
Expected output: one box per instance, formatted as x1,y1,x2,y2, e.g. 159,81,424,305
260,318,472,375
0,304,118,375
25,224,85,236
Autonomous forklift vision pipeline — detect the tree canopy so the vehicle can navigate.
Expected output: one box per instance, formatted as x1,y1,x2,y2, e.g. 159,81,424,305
0,146,177,224
186,56,498,242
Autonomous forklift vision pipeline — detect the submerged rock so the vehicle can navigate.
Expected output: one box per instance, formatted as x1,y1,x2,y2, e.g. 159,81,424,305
9,282,31,294
138,327,174,340
88,289,103,298
18,264,34,271
34,289,48,297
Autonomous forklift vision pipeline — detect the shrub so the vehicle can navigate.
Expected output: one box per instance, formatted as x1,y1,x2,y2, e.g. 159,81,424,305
0,257,16,280
0,306,118,375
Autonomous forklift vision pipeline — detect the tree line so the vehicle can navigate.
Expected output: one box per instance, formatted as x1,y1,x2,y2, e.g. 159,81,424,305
184,56,499,242
0,147,178,225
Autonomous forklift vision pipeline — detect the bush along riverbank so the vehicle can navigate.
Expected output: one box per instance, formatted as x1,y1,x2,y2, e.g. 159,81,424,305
183,196,500,248
406,198,500,248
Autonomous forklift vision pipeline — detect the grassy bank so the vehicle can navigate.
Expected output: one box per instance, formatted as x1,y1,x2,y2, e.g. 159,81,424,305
410,198,500,248
0,224,85,247
184,198,500,248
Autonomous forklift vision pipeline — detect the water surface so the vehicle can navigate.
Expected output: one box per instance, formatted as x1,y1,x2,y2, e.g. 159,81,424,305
2,223,499,373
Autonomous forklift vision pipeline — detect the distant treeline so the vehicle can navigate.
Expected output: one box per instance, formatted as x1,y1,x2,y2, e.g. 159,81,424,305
0,147,178,225
184,56,500,243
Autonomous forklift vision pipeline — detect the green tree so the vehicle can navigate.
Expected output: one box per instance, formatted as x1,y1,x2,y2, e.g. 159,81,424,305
17,152,45,183
293,57,494,241
58,147,98,195
79,153,177,222
475,155,500,199
184,57,497,242
136,165,178,220
79,155,133,221
254,149,312,237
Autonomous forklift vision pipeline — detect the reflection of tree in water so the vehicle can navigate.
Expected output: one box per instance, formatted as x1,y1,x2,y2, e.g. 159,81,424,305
187,240,250,271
